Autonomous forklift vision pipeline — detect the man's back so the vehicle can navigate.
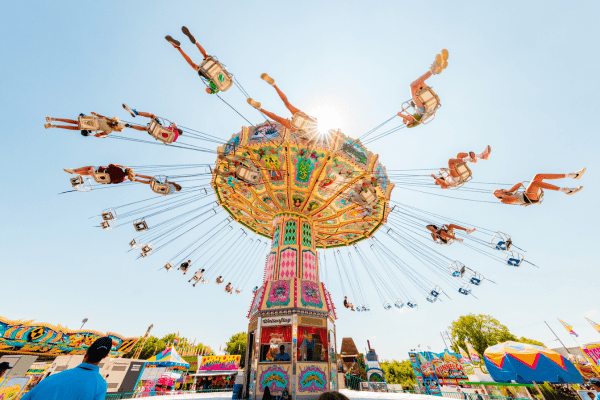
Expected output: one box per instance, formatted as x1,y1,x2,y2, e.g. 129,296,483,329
22,363,107,400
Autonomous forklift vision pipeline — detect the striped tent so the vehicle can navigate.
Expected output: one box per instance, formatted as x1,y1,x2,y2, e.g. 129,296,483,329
147,346,190,370
483,341,582,384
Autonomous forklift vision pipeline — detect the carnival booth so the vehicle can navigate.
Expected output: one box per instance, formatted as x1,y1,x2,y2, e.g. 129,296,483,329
483,341,583,384
188,355,241,390
134,347,189,394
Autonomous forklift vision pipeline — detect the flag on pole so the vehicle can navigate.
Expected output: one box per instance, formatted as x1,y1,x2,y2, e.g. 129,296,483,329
586,317,600,334
465,341,481,364
558,318,578,337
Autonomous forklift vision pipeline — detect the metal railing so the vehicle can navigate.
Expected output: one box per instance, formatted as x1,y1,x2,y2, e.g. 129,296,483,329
105,388,233,399
441,392,529,400
345,373,367,390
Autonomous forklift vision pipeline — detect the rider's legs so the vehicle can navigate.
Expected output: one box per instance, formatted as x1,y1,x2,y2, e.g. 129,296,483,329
448,153,470,177
525,174,565,200
73,166,95,176
259,108,293,130
175,46,199,70
272,84,302,115
410,71,433,108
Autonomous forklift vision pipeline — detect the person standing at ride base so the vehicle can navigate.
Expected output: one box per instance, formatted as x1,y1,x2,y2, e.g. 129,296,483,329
493,169,585,205
397,49,448,128
122,104,182,143
21,336,112,400
165,27,221,94
246,74,315,132
431,146,491,189
45,113,125,137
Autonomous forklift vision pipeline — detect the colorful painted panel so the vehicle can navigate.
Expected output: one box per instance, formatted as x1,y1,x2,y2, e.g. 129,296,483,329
301,223,312,247
258,364,291,393
291,148,325,188
283,220,297,245
339,138,369,168
300,280,323,308
265,252,277,281
248,285,264,318
199,355,241,371
248,123,285,145
265,280,291,308
0,316,138,357
301,250,317,281
278,247,297,279
297,363,328,393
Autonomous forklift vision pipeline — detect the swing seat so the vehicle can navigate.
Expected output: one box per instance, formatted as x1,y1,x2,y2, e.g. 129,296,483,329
458,284,471,295
506,250,524,267
70,176,83,188
100,221,112,230
164,262,174,271
516,185,544,207
426,295,438,303
429,285,442,298
236,165,261,185
383,302,392,310
470,272,483,286
197,56,233,92
449,261,466,278
93,171,112,184
150,177,172,195
358,188,377,206
290,112,318,132
394,299,404,309
439,163,472,189
141,243,154,257
129,239,138,249
491,232,512,250
134,219,148,232
102,208,117,221
70,176,92,192
407,299,417,308
415,86,441,124
148,120,176,144
78,115,100,131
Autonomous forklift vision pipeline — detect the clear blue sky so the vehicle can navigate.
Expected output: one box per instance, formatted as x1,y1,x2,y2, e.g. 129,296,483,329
1,0,599,360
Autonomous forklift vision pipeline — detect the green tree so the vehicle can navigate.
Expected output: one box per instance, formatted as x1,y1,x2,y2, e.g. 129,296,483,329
226,332,247,368
380,360,415,387
123,333,213,360
449,314,546,359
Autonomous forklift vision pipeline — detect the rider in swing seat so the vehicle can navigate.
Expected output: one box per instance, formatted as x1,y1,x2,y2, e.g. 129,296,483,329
431,146,491,189
493,169,585,205
246,74,317,133
165,27,228,95
397,49,448,128
426,224,475,244
122,104,182,143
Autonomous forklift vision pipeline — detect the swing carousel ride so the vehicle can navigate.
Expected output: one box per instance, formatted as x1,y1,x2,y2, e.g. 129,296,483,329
53,37,540,314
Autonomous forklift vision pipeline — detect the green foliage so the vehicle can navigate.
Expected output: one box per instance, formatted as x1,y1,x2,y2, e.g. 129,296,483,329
449,314,546,361
123,333,213,360
380,360,416,387
225,332,247,368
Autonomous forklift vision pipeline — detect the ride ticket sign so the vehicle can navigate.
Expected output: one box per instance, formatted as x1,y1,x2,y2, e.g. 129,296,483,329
199,355,241,371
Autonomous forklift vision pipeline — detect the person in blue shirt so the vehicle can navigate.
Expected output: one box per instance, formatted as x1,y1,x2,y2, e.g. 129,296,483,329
274,345,290,362
301,333,315,361
22,336,112,400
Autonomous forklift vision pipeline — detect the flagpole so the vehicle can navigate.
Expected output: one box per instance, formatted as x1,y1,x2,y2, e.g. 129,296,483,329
544,321,572,354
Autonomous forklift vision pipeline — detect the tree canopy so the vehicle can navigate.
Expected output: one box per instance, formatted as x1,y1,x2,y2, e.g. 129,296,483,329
380,360,416,387
449,314,546,358
225,332,247,368
123,333,214,360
